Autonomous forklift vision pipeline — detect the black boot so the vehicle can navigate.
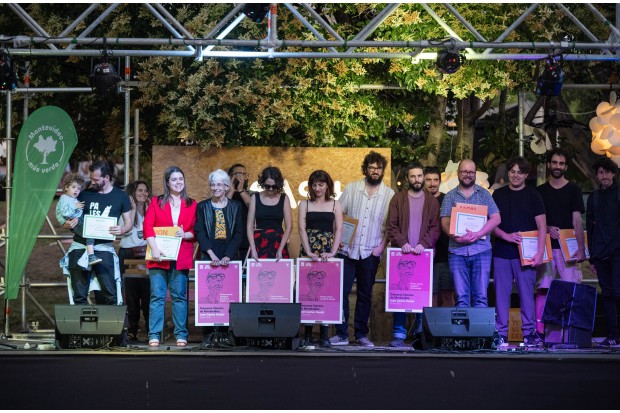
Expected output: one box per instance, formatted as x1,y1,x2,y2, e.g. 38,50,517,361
303,325,314,346
319,325,331,348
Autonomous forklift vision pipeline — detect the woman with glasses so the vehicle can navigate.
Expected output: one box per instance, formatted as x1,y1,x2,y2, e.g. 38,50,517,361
298,169,343,348
195,169,243,346
144,166,197,348
246,166,292,261
118,180,150,342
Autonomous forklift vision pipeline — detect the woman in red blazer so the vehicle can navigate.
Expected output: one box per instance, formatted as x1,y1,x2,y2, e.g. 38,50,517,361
143,166,197,347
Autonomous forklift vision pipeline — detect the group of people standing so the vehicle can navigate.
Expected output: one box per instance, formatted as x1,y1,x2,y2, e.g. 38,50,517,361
58,148,620,349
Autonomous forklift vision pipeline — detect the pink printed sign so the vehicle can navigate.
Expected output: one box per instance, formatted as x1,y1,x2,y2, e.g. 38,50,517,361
246,259,294,303
194,261,242,326
296,258,343,324
385,248,433,313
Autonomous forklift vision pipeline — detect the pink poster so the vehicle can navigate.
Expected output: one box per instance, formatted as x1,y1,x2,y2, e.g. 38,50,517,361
296,258,343,324
246,259,294,303
385,248,433,313
194,261,242,326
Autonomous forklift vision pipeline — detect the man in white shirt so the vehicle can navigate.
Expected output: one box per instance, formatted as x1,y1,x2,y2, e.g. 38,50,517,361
330,151,395,348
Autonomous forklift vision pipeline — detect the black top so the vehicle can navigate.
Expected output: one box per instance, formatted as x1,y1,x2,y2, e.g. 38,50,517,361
306,200,335,232
492,185,546,260
586,183,620,260
232,191,249,249
75,187,131,245
434,193,449,263
255,193,285,230
537,181,584,249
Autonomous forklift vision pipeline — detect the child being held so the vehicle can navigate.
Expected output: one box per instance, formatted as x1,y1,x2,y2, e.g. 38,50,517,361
56,173,102,266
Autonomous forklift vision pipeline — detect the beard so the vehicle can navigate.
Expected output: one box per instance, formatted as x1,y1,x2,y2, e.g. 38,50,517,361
550,168,565,179
409,182,423,192
366,173,384,186
459,178,475,189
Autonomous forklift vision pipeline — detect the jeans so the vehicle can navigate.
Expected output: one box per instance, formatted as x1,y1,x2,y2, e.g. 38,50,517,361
493,257,536,337
335,254,380,340
148,264,189,341
593,252,620,337
449,249,492,308
68,249,117,305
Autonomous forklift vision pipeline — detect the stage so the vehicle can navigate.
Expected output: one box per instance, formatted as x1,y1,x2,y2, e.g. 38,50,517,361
1,336,618,410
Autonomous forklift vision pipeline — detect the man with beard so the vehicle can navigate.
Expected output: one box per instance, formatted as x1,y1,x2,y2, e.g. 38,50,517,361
424,166,455,307
386,162,440,347
330,151,395,348
440,159,500,308
587,157,620,346
62,160,133,306
493,157,546,347
535,148,585,336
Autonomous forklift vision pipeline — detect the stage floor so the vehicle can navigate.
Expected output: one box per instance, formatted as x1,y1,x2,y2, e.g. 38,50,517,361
1,334,619,410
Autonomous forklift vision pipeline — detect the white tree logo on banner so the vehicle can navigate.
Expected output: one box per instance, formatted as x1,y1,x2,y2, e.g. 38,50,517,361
24,125,66,174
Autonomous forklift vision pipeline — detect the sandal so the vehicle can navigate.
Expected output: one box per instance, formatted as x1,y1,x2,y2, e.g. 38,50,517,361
148,339,159,347
176,339,188,347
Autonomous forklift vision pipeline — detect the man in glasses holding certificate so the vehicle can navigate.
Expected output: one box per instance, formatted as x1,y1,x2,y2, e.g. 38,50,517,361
492,157,547,347
440,159,500,309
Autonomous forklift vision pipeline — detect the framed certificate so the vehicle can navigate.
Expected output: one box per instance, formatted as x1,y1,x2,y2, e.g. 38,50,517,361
559,229,590,261
82,215,117,241
517,230,552,266
194,261,242,326
449,203,488,239
146,226,180,259
296,258,343,324
145,235,181,261
246,259,294,303
385,248,433,313
341,215,358,248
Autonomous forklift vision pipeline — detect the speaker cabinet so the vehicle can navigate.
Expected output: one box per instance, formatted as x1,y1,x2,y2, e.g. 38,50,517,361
422,307,496,350
54,305,126,349
229,303,301,350
542,280,597,348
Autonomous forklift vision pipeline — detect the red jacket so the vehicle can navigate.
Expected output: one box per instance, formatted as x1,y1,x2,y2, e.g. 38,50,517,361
143,195,197,271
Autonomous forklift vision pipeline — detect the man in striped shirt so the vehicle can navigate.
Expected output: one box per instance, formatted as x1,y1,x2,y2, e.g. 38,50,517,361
330,151,395,348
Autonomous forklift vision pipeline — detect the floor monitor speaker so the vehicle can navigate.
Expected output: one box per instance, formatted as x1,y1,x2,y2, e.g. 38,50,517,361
229,303,301,350
54,305,126,349
422,307,496,350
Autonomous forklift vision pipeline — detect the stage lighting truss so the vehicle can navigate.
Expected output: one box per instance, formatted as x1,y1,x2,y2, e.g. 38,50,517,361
0,49,17,91
536,55,564,97
436,49,466,74
90,40,121,96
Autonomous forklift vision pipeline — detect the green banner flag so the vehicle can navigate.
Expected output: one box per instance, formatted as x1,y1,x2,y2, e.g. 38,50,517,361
5,106,78,300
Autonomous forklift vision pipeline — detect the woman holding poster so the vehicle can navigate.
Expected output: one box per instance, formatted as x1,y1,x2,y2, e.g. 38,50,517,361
298,170,343,348
247,166,292,261
144,166,197,348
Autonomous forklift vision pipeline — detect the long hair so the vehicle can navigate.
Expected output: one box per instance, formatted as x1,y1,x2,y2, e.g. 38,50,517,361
125,180,150,227
308,170,335,201
158,166,192,209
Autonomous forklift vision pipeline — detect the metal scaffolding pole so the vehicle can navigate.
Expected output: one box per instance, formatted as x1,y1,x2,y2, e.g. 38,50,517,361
2,91,12,338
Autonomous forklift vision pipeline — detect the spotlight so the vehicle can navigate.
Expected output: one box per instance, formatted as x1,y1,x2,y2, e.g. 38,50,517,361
90,62,120,95
536,56,564,96
242,3,270,23
436,50,465,74
0,51,17,91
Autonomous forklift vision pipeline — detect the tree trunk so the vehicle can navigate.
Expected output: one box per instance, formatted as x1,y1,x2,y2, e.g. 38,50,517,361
422,94,447,166
455,94,493,161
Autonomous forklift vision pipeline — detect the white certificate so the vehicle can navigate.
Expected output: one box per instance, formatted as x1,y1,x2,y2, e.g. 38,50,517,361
341,220,356,247
565,237,590,260
454,212,486,236
520,237,549,261
82,215,117,241
151,235,182,261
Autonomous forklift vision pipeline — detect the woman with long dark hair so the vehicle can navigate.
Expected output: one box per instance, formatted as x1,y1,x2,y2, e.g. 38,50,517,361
144,166,197,347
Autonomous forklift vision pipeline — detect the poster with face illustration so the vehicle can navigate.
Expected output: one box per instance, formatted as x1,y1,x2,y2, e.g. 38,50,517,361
296,258,343,324
195,261,242,326
246,259,294,303
385,248,433,313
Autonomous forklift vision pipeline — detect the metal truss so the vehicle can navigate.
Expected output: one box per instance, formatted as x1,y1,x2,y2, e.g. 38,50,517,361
0,3,619,61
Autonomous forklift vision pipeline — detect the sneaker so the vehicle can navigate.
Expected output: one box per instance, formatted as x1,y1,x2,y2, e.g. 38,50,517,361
389,338,405,347
88,254,102,266
523,332,543,347
299,337,315,350
602,336,619,346
319,337,331,348
355,336,375,348
329,335,349,346
496,335,509,347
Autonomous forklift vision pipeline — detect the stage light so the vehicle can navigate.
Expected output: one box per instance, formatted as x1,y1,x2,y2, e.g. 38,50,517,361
242,3,270,23
436,50,465,74
0,51,17,91
90,62,120,95
536,56,564,96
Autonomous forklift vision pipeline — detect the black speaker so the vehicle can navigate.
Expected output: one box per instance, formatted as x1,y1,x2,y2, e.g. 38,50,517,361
229,303,301,350
54,305,126,349
542,280,597,348
422,307,496,350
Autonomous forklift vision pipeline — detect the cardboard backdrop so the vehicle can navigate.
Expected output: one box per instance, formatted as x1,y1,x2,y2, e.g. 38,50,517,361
152,146,392,258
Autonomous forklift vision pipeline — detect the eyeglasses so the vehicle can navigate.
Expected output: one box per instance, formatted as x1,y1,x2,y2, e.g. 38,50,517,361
233,172,249,178
207,273,225,281
367,166,383,172
263,184,278,190
397,261,416,270
458,170,476,176
258,271,276,280
307,271,326,280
